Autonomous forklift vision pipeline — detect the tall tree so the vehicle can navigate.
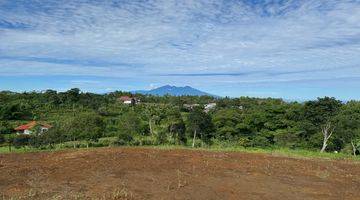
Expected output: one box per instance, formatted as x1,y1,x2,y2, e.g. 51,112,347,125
187,107,214,147
303,97,342,152
335,101,360,155
65,113,105,148
118,110,142,136
166,108,186,144
0,102,32,120
212,108,242,140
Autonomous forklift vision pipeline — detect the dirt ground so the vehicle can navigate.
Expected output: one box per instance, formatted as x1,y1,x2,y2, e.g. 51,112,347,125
0,147,360,200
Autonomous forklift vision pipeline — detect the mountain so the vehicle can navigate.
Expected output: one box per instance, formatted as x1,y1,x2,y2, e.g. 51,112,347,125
133,85,216,96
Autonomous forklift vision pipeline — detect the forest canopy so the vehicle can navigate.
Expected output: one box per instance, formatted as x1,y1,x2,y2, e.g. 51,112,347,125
0,89,359,155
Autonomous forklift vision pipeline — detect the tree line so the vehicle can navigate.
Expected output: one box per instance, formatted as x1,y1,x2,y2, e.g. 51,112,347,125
0,89,359,155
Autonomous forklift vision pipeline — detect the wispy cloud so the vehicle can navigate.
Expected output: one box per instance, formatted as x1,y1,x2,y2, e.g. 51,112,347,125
0,0,359,97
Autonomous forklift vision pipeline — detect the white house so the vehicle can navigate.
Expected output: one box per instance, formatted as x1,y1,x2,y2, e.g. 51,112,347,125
118,96,140,105
204,103,217,112
14,121,52,135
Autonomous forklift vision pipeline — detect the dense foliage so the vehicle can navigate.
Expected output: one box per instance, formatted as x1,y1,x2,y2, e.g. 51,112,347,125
0,89,359,155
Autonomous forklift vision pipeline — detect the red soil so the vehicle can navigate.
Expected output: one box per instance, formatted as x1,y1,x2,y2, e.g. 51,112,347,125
0,147,359,200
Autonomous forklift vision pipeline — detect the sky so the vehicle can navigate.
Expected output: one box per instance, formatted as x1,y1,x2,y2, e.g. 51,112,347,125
0,0,359,100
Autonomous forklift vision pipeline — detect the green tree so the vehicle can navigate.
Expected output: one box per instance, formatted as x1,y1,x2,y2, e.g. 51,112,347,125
187,107,214,147
303,97,342,152
29,123,66,148
65,88,81,103
0,102,32,120
65,113,105,148
335,101,360,155
0,121,13,134
118,110,142,136
166,108,186,144
212,108,242,141
44,89,60,107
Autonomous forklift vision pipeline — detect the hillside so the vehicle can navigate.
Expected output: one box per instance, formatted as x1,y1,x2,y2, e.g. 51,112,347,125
133,85,216,96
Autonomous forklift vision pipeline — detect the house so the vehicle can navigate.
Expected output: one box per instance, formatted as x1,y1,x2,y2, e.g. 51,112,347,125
183,104,200,110
118,96,140,105
204,103,217,113
14,121,52,135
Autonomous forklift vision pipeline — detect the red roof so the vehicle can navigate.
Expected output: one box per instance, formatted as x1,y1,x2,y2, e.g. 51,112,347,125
119,96,133,101
14,121,52,131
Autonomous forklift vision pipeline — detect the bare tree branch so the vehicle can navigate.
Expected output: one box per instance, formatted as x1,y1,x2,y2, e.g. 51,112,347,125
320,122,335,153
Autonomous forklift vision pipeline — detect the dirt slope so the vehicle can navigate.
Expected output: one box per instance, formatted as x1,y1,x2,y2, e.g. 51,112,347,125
0,147,359,200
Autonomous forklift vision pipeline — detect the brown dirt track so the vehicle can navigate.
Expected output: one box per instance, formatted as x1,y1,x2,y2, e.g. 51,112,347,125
1,147,360,200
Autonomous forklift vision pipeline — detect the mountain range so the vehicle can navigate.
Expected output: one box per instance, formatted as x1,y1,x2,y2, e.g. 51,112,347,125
133,85,216,97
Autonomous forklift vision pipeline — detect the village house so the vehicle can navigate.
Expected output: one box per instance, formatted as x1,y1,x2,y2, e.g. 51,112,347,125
14,121,52,135
118,96,140,105
204,103,217,113
183,104,200,110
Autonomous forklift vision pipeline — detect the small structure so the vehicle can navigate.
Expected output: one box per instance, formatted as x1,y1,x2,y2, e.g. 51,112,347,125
14,121,52,135
183,104,200,110
118,96,139,105
204,103,217,113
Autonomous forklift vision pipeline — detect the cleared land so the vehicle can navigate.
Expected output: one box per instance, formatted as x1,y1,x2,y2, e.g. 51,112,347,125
0,147,360,200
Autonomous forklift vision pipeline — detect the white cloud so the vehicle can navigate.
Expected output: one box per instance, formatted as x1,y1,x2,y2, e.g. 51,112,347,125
0,0,359,84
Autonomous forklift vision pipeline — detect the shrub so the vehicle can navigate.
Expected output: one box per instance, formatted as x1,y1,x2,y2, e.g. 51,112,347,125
131,136,155,146
97,137,118,147
251,136,271,147
117,133,133,145
193,139,204,148
155,130,167,145
13,134,31,148
0,134,5,144
211,138,250,148
0,121,13,134
62,140,88,148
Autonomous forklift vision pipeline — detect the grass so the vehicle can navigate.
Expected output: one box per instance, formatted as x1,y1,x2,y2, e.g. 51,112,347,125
143,145,360,161
1,143,360,162
0,146,38,154
218,147,359,161
0,144,67,154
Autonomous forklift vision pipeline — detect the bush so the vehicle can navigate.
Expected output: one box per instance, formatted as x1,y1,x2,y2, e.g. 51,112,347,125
131,136,155,146
0,134,4,144
117,133,133,145
155,130,167,145
273,130,299,148
62,140,88,148
342,144,353,155
341,143,360,155
13,134,31,148
193,139,205,148
237,137,252,147
251,136,271,147
97,137,118,147
0,121,13,134
211,138,251,148
0,103,32,120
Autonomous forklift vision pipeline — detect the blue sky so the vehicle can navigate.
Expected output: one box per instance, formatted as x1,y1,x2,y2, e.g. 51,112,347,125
0,0,359,100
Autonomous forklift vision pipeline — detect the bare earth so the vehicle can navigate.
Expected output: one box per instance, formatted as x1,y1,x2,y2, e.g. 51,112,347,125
1,147,360,200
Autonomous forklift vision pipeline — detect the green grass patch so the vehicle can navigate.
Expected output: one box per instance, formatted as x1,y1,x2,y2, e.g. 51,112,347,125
1,143,360,162
0,146,40,154
208,146,360,161
136,145,360,161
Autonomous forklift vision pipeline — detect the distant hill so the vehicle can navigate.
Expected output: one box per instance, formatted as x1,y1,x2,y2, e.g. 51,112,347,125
133,85,216,96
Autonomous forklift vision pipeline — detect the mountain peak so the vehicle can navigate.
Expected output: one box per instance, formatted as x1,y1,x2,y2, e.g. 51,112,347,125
133,85,216,97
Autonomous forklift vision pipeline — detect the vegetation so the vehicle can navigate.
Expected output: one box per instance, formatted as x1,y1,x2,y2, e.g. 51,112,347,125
1,89,360,157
